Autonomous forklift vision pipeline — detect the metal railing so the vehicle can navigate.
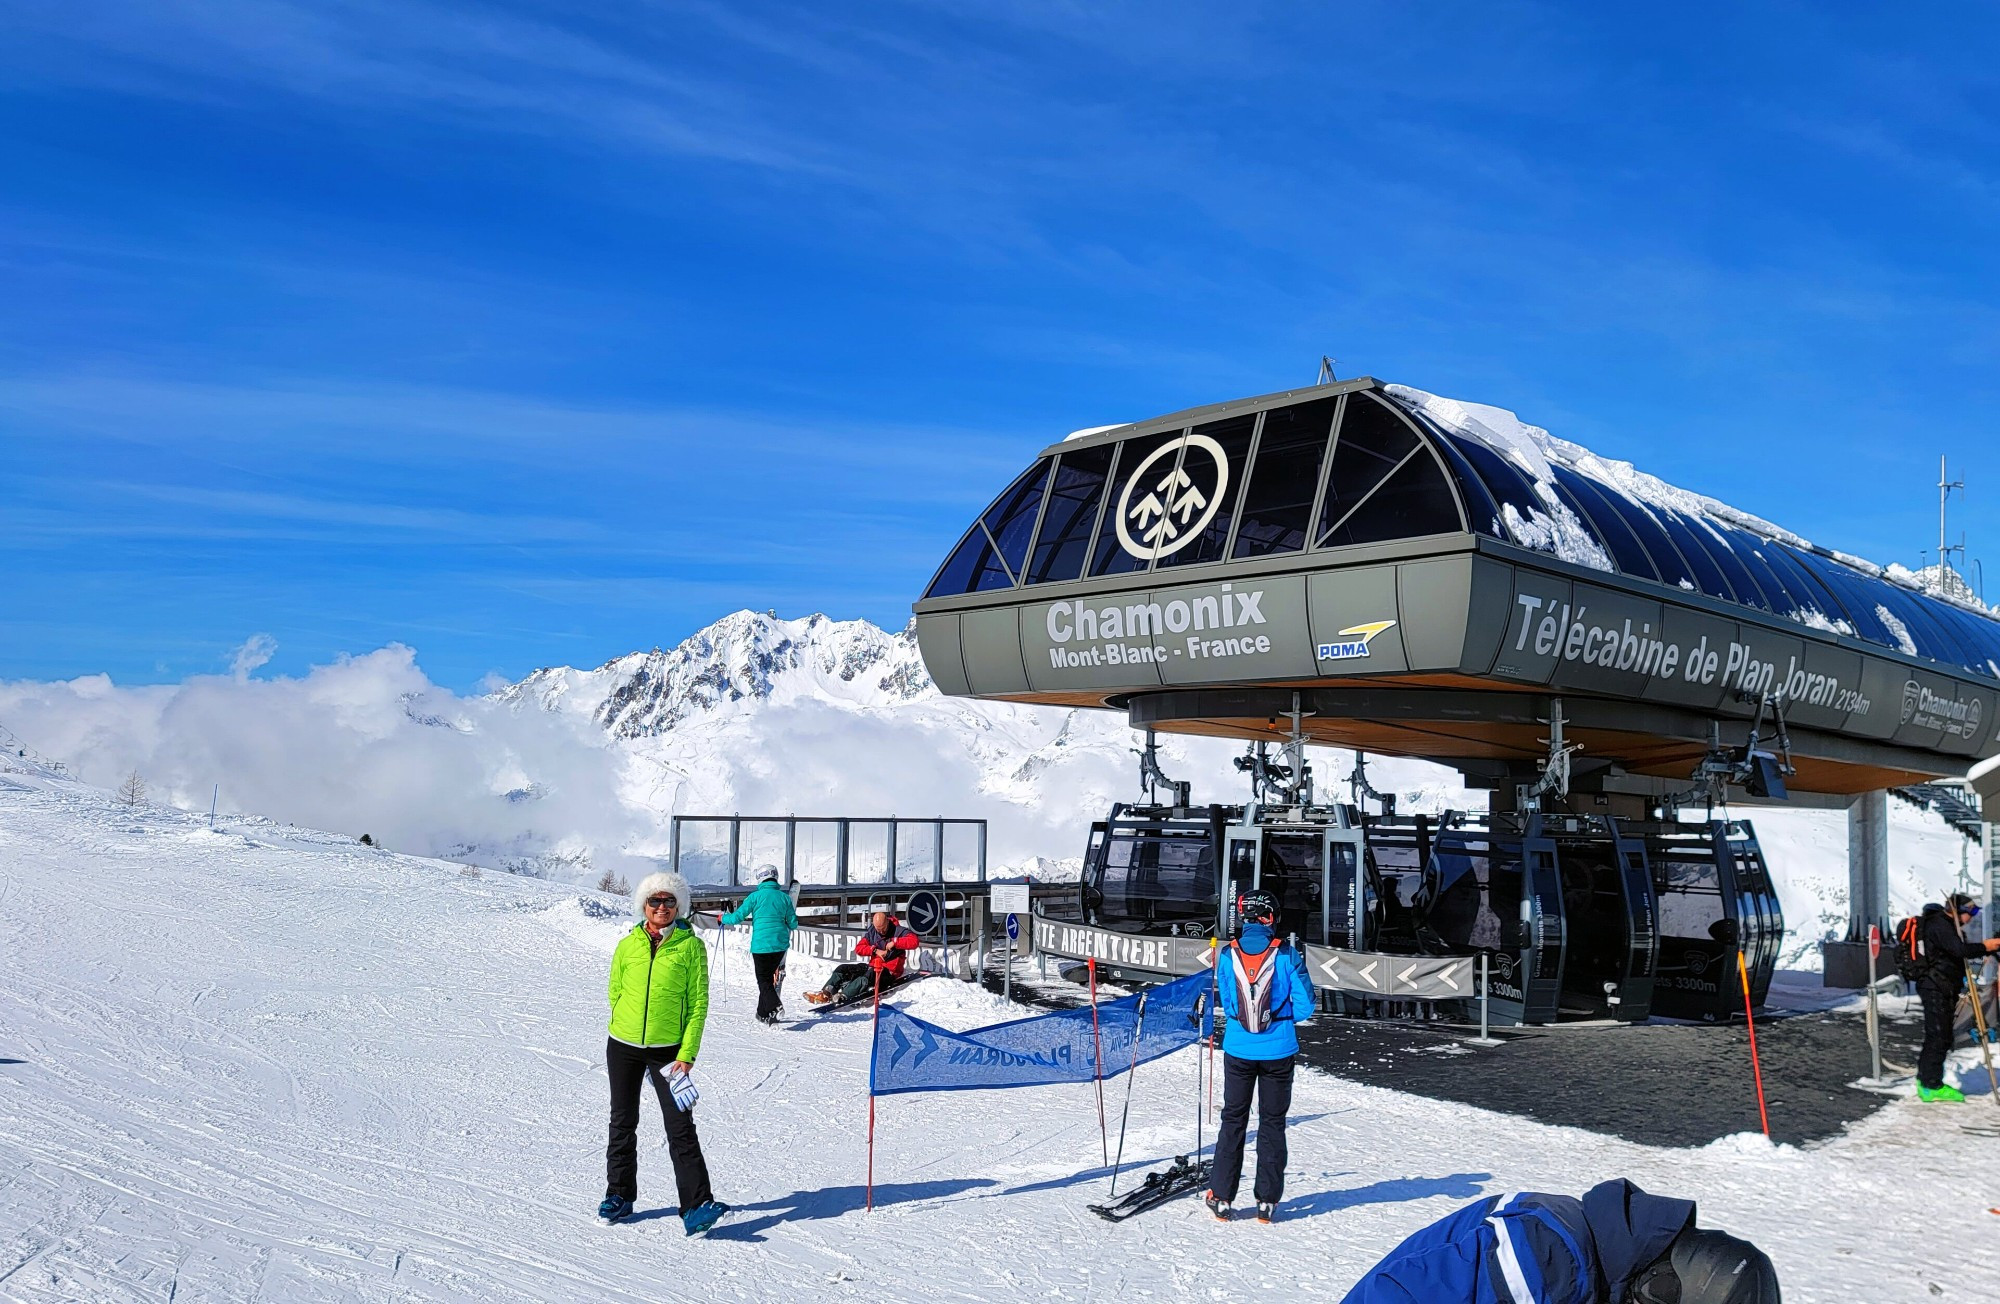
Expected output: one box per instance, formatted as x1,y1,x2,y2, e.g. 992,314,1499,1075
669,815,988,887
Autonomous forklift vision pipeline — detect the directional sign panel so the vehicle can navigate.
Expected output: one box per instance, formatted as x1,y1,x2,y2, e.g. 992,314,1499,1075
1006,912,1020,942
1303,945,1476,1000
907,890,944,938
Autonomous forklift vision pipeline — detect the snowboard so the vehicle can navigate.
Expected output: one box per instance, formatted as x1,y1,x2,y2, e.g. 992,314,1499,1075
1088,1155,1211,1222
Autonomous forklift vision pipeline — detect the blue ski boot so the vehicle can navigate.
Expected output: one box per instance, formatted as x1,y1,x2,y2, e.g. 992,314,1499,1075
681,1200,729,1236
598,1193,634,1222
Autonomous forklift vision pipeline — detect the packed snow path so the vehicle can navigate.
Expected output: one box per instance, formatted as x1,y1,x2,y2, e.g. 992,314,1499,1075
1,775,1994,1301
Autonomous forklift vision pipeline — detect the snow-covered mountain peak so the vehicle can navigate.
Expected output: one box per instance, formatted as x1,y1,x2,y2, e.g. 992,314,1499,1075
496,609,933,738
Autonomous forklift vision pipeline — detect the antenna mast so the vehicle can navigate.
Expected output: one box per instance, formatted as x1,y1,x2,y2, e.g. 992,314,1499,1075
1938,454,1965,595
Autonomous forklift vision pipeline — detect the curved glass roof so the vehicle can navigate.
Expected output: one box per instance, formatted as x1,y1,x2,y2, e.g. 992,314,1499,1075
922,383,2000,685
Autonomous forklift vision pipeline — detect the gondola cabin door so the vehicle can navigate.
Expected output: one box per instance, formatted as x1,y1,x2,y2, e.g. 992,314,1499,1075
1222,826,1261,940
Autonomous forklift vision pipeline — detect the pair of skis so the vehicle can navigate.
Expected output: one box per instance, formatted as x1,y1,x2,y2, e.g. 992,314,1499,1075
1087,984,1225,1223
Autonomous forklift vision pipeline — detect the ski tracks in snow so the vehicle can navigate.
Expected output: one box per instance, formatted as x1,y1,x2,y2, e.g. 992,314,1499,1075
2,776,1997,1301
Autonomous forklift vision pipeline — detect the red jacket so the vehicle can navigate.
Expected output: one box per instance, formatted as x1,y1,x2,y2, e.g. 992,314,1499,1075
855,916,921,979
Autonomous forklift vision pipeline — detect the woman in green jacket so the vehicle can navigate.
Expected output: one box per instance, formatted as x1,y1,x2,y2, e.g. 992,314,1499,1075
721,865,799,1023
599,870,727,1235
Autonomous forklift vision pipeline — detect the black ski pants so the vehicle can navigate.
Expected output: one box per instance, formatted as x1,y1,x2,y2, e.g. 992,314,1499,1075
605,1037,713,1211
1918,981,1958,1090
753,950,786,1019
1209,1052,1294,1205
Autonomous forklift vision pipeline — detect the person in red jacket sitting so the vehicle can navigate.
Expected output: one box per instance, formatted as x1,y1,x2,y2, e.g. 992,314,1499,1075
805,910,921,1006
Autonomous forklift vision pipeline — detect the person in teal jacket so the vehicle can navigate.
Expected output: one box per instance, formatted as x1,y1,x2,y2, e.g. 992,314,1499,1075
721,865,799,1024
1206,888,1316,1224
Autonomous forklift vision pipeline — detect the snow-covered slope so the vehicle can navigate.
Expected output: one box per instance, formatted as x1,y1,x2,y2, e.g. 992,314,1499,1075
1,769,1993,1302
0,609,1980,968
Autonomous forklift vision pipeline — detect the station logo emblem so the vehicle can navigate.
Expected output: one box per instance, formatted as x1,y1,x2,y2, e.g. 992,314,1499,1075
1317,620,1397,661
1113,432,1231,560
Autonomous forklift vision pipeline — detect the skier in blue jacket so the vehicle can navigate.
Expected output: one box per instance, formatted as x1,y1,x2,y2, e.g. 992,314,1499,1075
1342,1177,1780,1303
1205,888,1316,1223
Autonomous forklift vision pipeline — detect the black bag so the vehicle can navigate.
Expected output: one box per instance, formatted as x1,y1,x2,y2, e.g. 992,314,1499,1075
1892,915,1928,981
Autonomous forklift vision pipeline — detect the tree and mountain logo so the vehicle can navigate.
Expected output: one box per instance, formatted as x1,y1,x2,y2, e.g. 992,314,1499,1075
1113,433,1231,560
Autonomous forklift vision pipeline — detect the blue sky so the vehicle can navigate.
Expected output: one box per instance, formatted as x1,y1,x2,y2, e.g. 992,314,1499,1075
6,2,2000,689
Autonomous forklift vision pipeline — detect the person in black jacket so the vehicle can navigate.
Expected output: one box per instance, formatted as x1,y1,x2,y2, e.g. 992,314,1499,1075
1915,893,2000,1103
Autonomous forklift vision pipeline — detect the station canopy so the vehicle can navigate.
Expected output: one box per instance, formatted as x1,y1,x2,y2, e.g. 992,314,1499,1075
912,379,2000,797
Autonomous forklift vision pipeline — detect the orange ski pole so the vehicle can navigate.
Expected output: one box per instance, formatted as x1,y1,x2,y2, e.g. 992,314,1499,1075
1738,950,1771,1139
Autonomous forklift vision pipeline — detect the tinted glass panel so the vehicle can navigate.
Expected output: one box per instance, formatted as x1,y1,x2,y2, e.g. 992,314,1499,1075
1875,585,1973,667
1589,490,1698,590
1690,521,1772,610
1231,397,1339,559
1655,509,1737,602
1089,429,1192,576
1783,548,1899,648
1154,413,1258,571
1755,540,1852,631
981,458,1050,586
1429,432,1502,538
1026,444,1115,584
1710,527,1790,612
1435,433,1548,548
1317,394,1419,541
1324,448,1461,547
1553,468,1656,580
924,523,997,598
1933,602,2000,677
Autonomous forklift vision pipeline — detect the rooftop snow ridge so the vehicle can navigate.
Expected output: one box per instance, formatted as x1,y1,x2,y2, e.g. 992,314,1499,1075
1385,383,2000,621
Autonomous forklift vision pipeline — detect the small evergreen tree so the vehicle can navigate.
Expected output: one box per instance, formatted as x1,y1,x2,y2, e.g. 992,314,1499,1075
359,833,374,846
117,770,146,806
597,869,631,896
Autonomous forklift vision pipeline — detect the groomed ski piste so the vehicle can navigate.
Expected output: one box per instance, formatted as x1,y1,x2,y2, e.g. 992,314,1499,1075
3,767,1996,1302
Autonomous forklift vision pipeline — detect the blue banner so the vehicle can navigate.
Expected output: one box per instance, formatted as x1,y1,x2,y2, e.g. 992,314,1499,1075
868,969,1212,1096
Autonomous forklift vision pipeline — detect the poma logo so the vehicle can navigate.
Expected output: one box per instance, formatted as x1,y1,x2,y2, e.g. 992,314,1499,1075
1685,950,1711,976
1113,433,1230,560
1317,621,1397,661
1900,679,1921,726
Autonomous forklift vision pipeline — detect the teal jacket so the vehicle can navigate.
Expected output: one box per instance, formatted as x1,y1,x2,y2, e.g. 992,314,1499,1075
720,879,799,954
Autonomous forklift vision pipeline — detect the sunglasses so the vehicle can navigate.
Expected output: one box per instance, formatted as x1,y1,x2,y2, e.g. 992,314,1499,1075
645,896,677,910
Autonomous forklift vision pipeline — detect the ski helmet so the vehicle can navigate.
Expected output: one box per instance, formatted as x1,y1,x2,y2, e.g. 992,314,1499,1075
755,864,782,884
1237,889,1278,924
1668,1229,1781,1304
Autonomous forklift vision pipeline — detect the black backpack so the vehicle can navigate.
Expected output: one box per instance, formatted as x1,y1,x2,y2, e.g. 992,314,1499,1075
1892,914,1930,981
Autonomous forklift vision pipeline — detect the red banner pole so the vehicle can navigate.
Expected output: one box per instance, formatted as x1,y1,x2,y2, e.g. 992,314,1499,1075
867,965,882,1210
1088,957,1108,1166
1737,950,1770,1139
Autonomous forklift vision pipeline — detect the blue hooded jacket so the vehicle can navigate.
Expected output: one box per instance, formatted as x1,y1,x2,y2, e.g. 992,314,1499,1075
1215,923,1316,1060
1341,1178,1695,1303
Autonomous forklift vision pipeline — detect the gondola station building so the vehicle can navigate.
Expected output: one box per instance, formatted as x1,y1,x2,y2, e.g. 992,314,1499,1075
913,378,2000,1022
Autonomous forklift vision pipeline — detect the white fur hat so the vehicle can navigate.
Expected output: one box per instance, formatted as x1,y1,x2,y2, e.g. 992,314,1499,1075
632,870,690,919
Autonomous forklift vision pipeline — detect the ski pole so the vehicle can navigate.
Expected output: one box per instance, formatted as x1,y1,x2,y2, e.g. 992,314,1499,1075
1737,950,1771,1139
1089,958,1108,1166
1193,991,1206,1161
1206,941,1219,1126
1967,969,2000,1109
1108,992,1149,1196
